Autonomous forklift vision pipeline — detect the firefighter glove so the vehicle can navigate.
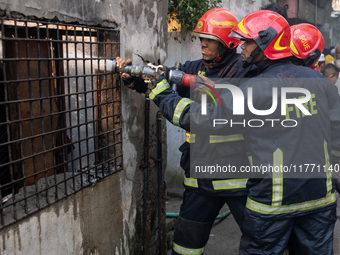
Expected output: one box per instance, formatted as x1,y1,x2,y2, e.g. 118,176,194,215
122,76,149,94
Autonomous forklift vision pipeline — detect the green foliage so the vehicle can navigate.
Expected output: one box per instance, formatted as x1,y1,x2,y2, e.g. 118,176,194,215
168,0,222,32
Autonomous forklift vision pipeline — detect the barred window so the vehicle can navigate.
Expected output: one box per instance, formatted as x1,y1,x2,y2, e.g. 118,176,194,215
0,18,122,229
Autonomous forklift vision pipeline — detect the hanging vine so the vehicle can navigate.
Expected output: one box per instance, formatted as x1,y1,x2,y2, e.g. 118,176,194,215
168,0,222,33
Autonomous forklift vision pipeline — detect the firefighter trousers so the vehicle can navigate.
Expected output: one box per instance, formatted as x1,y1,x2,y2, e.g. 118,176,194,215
242,206,337,255
172,189,247,255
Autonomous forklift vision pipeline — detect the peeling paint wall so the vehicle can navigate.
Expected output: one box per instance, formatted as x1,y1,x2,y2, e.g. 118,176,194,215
0,0,168,254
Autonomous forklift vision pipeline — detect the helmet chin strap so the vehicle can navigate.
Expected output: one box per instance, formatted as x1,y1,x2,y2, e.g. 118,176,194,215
242,27,276,68
243,46,262,68
302,48,321,67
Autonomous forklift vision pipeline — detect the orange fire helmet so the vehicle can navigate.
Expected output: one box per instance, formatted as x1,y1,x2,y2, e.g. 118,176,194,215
230,10,292,60
290,23,324,70
193,8,242,49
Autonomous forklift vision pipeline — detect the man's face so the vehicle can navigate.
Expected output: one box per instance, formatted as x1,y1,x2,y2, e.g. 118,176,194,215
240,39,265,64
201,38,219,61
336,46,340,60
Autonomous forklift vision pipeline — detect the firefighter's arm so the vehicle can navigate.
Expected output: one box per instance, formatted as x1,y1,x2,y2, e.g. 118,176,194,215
149,75,244,135
148,74,192,131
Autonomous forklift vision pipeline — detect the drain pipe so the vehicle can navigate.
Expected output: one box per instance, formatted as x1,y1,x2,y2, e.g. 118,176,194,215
142,96,151,255
157,111,166,255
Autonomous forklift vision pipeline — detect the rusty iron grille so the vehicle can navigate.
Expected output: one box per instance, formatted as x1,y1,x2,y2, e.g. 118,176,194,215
0,18,122,229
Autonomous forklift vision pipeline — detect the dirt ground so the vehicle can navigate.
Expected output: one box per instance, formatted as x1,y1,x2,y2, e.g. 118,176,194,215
166,189,340,255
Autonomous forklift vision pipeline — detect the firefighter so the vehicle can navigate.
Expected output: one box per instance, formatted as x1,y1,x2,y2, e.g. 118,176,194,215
125,10,340,254
215,11,338,254
289,23,325,71
169,9,252,255
117,8,254,255
284,22,328,255
287,22,340,194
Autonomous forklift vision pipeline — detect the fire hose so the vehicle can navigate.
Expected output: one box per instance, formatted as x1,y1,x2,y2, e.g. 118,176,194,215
166,211,231,220
99,59,197,91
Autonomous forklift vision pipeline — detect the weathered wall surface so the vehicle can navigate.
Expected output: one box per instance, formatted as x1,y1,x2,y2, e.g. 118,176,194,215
1,175,126,255
298,0,332,25
0,0,168,254
164,0,272,191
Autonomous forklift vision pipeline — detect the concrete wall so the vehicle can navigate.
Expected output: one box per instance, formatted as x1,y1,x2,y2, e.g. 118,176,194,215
331,0,340,47
164,0,272,191
298,0,332,25
281,0,333,48
298,0,333,47
0,0,168,254
280,0,298,18
330,16,340,47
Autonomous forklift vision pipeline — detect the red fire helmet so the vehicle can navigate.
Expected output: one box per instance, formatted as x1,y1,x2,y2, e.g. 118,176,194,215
193,8,242,49
290,23,324,69
230,10,292,60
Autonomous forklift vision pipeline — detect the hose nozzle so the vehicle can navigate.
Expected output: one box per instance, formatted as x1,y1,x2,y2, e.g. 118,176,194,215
98,59,116,72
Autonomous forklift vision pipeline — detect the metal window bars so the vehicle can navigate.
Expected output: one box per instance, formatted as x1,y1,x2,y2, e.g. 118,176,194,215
0,18,122,229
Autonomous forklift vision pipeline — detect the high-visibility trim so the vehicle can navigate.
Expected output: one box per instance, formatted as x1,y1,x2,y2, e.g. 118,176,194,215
197,70,206,76
184,175,198,188
149,79,169,99
186,132,196,143
209,134,244,143
173,243,204,255
173,98,193,126
246,192,336,215
248,156,253,166
212,179,248,190
332,149,340,157
324,141,332,193
272,149,283,207
209,19,236,27
186,134,244,144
